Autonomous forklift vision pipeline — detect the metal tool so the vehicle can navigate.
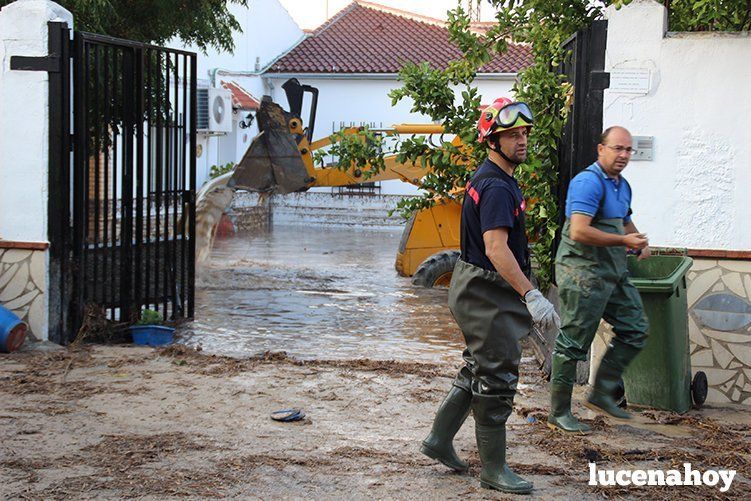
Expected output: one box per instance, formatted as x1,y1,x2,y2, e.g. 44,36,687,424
531,325,547,345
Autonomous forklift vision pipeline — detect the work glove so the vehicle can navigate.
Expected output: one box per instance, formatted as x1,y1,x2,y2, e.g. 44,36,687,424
524,289,561,332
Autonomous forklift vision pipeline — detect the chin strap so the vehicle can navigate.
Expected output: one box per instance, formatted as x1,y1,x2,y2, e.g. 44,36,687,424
497,147,521,166
488,136,522,166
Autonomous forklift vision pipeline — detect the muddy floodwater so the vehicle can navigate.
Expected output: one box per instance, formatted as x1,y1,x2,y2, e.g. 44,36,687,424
180,224,465,362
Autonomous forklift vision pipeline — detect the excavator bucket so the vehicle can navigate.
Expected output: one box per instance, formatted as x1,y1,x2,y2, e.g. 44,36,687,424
229,98,310,195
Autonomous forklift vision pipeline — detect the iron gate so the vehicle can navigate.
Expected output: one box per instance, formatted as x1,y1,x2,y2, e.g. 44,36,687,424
553,20,609,261
48,22,197,342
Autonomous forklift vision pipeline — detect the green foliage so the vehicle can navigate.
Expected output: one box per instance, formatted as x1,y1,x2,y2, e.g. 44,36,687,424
0,0,248,53
666,0,751,31
609,0,750,31
209,162,235,179
313,127,387,177
136,309,163,326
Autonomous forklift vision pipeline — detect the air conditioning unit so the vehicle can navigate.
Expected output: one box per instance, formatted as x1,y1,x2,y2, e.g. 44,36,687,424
196,87,232,133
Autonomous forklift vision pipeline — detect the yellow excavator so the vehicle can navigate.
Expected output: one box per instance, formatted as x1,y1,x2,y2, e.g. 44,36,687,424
229,78,463,287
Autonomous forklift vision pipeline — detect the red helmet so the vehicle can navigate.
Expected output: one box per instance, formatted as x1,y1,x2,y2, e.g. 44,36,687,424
477,98,534,143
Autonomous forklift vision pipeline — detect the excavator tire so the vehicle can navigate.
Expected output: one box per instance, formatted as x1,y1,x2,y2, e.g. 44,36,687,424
411,250,460,288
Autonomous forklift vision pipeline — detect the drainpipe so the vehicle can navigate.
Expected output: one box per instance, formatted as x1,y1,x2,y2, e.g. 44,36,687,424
262,77,275,99
209,67,219,87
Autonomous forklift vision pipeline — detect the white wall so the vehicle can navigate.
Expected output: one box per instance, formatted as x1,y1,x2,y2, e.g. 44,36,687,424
604,0,751,250
196,133,221,188
167,0,304,83
234,191,408,228
263,75,516,194
0,1,72,242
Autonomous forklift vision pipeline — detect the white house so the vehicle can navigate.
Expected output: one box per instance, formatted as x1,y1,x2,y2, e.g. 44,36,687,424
186,0,532,192
220,1,531,194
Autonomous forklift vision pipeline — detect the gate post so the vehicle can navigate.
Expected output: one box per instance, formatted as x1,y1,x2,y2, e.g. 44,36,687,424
0,1,73,343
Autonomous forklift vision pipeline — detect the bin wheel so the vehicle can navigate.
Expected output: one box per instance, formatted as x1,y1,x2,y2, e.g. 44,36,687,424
691,371,708,408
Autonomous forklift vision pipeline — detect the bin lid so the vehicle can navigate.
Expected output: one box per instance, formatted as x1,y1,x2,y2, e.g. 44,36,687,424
627,255,693,293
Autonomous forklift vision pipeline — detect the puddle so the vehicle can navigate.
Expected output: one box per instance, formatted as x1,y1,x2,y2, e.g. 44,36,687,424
178,224,465,363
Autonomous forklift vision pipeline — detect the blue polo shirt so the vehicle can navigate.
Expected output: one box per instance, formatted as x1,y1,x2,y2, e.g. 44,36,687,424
565,162,632,223
461,159,530,274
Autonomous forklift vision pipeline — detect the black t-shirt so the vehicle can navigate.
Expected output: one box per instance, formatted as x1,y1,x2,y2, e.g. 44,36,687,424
461,159,530,275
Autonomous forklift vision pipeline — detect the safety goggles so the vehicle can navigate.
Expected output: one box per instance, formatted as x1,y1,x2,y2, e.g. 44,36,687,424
496,102,534,128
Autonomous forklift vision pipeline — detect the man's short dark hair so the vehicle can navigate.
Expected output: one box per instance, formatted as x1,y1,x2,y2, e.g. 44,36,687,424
486,133,500,151
600,126,630,145
600,127,616,145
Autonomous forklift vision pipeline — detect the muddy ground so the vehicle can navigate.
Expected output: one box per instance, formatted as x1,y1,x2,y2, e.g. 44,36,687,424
1,343,749,500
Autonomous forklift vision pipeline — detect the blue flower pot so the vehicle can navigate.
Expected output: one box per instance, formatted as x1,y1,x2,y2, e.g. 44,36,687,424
129,325,175,346
0,304,27,353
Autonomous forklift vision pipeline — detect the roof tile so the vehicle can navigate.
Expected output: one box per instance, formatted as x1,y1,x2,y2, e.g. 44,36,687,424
220,81,261,111
266,1,531,74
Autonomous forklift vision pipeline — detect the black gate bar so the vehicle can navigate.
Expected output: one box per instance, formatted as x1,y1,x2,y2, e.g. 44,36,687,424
52,29,197,341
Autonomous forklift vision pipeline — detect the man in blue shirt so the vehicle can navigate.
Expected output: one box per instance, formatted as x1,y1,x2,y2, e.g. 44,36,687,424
547,126,650,434
420,98,559,495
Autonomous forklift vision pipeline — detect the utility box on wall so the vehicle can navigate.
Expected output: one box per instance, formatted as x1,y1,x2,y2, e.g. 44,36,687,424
631,135,654,161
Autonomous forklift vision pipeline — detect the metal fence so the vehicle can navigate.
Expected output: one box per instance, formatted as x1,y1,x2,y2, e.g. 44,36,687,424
48,23,197,341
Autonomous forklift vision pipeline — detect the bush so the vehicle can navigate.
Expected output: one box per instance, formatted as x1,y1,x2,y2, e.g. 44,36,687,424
209,162,235,179
136,309,164,326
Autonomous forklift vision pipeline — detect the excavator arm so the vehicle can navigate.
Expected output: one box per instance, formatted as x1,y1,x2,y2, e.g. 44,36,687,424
230,79,454,193
297,125,444,188
228,79,464,283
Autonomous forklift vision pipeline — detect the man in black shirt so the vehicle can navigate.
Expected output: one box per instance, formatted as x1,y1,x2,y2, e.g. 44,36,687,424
420,98,559,494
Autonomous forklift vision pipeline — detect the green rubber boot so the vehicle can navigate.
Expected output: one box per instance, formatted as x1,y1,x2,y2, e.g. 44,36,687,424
420,385,471,471
547,353,591,433
475,424,533,494
472,393,532,494
587,345,640,420
548,382,592,433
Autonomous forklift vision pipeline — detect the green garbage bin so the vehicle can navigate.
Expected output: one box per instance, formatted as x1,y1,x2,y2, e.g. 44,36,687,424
622,254,706,413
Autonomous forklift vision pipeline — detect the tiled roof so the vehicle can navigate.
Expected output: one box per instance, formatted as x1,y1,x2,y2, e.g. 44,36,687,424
221,80,260,110
266,1,531,75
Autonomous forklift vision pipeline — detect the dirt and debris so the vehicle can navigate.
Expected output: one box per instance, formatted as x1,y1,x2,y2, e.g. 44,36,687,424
1,344,750,499
157,344,456,379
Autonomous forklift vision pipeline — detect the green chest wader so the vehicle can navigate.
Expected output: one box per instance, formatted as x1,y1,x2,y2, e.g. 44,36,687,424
553,218,648,363
419,169,533,479
551,217,648,422
448,260,531,401
547,172,649,427
420,167,533,478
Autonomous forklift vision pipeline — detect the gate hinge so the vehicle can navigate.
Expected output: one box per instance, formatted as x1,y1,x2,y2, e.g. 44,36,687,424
10,55,60,73
589,71,610,91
